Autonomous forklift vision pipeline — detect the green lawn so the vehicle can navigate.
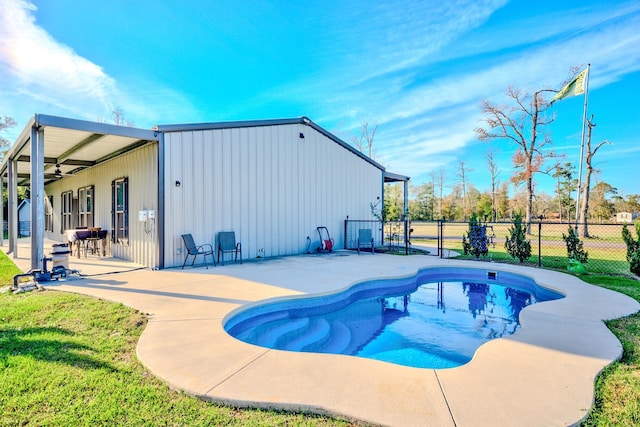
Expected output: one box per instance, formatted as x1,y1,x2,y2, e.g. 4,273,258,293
1,249,638,426
0,251,350,427
579,275,640,426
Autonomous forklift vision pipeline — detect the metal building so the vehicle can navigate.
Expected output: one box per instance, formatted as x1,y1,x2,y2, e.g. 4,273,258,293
0,114,408,270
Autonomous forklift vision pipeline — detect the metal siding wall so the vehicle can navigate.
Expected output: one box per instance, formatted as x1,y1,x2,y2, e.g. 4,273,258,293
43,143,158,268
163,124,382,267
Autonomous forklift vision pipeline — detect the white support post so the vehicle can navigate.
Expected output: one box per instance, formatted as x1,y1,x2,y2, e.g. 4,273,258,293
8,157,18,257
30,125,45,270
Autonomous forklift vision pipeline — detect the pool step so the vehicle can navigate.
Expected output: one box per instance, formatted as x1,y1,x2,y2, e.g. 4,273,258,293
282,318,331,351
254,317,310,348
321,320,352,354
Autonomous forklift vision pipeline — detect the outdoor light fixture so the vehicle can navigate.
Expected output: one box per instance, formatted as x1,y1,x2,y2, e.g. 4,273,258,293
54,164,62,179
175,180,181,187
299,132,305,139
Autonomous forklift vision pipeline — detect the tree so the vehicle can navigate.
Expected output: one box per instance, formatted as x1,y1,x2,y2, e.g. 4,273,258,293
589,181,617,222
110,107,135,127
352,120,378,159
462,213,489,259
1,115,17,160
553,162,577,222
456,160,472,221
485,149,501,221
504,213,531,263
476,87,556,232
621,220,640,276
476,192,494,220
384,183,403,220
409,183,435,220
562,226,588,263
496,182,510,220
579,115,611,237
431,169,446,219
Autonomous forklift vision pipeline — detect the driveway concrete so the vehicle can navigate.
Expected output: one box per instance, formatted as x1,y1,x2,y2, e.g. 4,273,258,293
4,243,639,426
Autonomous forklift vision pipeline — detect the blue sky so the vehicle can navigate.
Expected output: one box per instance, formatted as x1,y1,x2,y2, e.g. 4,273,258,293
1,0,639,197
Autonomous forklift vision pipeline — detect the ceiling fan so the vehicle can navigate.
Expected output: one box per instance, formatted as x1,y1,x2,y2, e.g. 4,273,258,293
48,164,74,179
54,164,63,178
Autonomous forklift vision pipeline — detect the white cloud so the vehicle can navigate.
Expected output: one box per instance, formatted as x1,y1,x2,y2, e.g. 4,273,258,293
0,0,198,131
318,2,640,188
0,0,117,118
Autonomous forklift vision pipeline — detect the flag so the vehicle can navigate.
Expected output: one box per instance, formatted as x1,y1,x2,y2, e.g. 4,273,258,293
551,68,588,103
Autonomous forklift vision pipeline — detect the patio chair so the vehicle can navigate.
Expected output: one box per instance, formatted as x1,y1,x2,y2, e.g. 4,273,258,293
357,228,374,255
181,234,215,269
217,231,242,265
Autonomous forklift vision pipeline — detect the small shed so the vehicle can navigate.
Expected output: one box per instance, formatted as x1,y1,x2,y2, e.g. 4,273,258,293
17,199,31,237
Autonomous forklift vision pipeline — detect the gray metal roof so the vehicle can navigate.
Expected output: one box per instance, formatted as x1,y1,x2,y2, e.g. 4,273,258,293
0,114,159,185
1,114,409,184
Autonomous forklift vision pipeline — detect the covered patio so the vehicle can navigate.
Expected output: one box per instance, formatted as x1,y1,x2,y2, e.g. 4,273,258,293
0,114,159,271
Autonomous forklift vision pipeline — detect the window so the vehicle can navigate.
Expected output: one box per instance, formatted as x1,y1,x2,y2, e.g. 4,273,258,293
61,191,73,231
45,195,54,232
78,185,94,228
112,178,128,243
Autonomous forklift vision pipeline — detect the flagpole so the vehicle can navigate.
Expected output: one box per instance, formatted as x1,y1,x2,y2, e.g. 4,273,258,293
574,63,590,231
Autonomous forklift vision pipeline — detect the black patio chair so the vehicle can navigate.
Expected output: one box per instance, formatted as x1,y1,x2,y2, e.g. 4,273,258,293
181,234,215,269
217,231,242,265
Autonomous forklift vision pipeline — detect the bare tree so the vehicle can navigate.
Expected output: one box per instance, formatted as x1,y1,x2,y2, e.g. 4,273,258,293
579,115,611,237
485,150,501,221
111,107,135,127
456,160,472,221
352,121,378,158
1,115,17,160
475,87,556,232
436,168,445,219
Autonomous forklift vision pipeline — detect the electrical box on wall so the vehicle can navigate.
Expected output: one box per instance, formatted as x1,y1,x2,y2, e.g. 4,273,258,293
147,209,155,219
138,210,147,222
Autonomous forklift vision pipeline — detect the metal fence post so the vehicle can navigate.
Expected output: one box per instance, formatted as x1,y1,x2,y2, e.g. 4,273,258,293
538,216,543,267
344,216,348,250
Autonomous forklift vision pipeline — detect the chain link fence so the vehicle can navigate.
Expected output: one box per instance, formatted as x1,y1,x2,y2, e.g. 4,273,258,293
409,220,635,276
344,219,411,254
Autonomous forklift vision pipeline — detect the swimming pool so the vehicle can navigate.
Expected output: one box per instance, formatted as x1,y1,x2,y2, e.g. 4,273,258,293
224,267,564,369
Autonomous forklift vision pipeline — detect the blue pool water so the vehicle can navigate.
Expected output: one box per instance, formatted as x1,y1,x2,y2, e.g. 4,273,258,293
224,267,564,369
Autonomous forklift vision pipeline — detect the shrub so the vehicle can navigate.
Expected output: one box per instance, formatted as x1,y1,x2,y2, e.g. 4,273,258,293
504,213,531,263
462,213,489,259
622,220,640,276
562,226,589,263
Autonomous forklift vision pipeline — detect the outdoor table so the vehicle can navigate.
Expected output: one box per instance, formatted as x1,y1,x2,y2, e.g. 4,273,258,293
65,228,108,258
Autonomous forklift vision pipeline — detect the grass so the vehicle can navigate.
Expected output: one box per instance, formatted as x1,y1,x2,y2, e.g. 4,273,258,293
0,251,352,426
578,275,640,426
1,249,639,425
413,236,631,275
0,291,353,426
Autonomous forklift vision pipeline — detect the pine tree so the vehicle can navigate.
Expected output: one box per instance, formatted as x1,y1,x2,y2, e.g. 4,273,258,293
622,220,640,276
462,213,489,259
562,226,588,263
504,213,531,263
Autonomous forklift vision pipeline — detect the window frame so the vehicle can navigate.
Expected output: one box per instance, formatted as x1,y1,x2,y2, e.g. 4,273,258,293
111,177,129,244
45,195,54,232
61,190,74,232
78,185,94,228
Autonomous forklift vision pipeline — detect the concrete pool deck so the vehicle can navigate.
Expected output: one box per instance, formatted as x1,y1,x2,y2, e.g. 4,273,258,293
6,247,639,426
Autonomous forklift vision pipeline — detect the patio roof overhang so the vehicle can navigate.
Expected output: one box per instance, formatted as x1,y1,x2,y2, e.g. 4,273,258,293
0,114,159,186
0,114,159,269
